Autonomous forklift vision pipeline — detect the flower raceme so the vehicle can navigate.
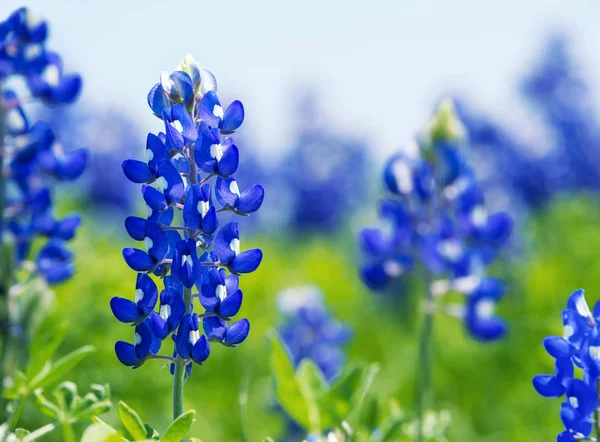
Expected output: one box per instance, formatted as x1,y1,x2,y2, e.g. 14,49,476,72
533,289,600,441
1,8,86,285
111,55,264,375
358,102,513,341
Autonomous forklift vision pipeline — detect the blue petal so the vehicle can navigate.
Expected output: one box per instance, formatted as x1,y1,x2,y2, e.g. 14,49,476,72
533,375,565,398
220,289,243,317
202,206,218,235
220,100,244,133
157,161,185,204
122,248,155,271
110,297,142,323
183,183,203,230
218,144,239,177
136,273,159,315
51,74,82,104
214,222,238,265
191,335,210,364
125,217,147,241
215,177,239,208
150,311,170,340
199,91,222,127
142,185,168,212
203,316,226,340
122,160,154,183
115,342,139,367
56,149,88,180
225,318,250,345
230,249,263,274
360,263,390,291
237,185,264,214
54,215,80,240
543,336,572,359
147,83,171,116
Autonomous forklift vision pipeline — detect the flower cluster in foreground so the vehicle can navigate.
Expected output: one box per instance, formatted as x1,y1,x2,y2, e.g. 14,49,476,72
358,101,513,340
534,289,600,441
111,55,264,375
1,7,86,284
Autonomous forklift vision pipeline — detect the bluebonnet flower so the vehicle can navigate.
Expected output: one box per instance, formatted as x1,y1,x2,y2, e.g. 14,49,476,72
358,101,513,341
455,35,600,214
277,286,351,382
0,8,86,285
111,55,263,379
279,91,371,233
533,289,600,441
41,104,143,212
275,286,351,441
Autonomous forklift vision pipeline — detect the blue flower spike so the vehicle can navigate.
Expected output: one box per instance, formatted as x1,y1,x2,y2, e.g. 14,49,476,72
533,289,600,440
1,8,87,287
113,55,263,388
359,101,512,340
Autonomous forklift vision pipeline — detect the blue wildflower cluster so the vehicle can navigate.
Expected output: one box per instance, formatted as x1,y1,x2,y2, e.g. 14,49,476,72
280,92,370,233
456,36,600,213
0,7,86,284
533,289,600,441
111,55,264,373
277,285,351,381
358,101,513,341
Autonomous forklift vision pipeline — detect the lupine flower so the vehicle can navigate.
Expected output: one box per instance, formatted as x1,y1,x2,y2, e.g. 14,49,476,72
533,289,600,441
0,8,86,285
454,36,600,215
358,101,513,341
277,286,351,382
275,286,351,442
111,55,263,375
280,91,371,233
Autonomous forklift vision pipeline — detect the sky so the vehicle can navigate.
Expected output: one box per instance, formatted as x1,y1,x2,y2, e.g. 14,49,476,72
3,0,600,161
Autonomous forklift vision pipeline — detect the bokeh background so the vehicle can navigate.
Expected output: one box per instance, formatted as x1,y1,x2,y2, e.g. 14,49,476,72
3,1,600,440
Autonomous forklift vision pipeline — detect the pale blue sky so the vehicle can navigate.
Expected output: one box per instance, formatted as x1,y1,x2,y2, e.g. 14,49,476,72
3,0,600,159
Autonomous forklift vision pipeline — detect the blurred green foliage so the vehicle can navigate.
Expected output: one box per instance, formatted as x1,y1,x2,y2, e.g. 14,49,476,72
16,194,600,441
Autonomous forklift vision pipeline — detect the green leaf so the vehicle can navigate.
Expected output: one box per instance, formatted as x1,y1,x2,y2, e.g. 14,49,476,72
144,423,160,440
14,428,30,438
33,389,61,420
162,410,196,442
317,365,364,428
31,345,95,390
296,360,328,432
267,332,311,429
117,401,147,440
26,318,66,378
81,423,125,442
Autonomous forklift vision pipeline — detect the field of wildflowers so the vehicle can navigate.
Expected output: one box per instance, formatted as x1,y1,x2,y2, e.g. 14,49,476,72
1,3,600,442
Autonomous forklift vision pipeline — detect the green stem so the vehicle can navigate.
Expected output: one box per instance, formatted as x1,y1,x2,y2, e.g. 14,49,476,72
172,286,193,421
61,420,76,442
416,295,434,442
22,423,57,442
8,396,26,432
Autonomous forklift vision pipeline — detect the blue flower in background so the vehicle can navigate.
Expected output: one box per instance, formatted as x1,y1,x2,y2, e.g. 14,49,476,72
277,285,351,382
279,91,371,233
533,289,600,441
358,101,513,341
111,55,263,376
455,35,600,213
1,8,86,286
275,285,351,441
